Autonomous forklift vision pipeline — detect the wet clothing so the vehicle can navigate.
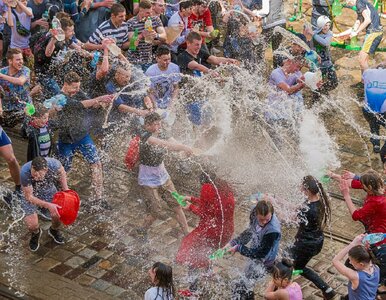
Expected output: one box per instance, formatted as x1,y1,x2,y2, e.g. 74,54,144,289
177,49,210,77
311,0,331,28
356,0,382,34
0,126,11,147
348,265,379,300
144,287,174,300
176,182,235,268
285,282,303,300
22,120,53,161
261,0,286,30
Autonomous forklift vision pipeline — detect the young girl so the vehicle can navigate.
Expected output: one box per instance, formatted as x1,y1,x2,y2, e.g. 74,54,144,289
264,259,303,300
333,234,380,300
145,262,175,300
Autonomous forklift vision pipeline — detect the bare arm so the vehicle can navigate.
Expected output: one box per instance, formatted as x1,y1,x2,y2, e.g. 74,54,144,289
354,8,371,35
83,42,104,51
0,72,28,86
156,26,167,42
147,136,193,153
45,37,57,57
6,7,13,27
339,178,357,216
58,166,68,191
96,48,109,80
16,0,33,17
80,94,114,108
206,55,239,66
264,281,289,300
277,81,304,95
187,60,210,74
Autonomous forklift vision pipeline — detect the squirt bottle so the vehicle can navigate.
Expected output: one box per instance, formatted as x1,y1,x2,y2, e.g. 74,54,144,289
129,28,139,51
51,16,65,41
292,270,303,276
25,103,36,116
43,94,67,109
171,191,187,207
209,248,230,260
144,17,154,43
362,233,386,245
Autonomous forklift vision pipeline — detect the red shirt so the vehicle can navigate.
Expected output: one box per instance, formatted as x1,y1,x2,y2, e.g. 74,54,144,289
188,9,213,43
351,179,386,246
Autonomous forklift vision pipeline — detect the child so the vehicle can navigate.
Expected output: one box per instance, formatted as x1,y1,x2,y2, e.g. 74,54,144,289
145,262,175,300
264,259,303,300
333,234,380,300
22,103,53,161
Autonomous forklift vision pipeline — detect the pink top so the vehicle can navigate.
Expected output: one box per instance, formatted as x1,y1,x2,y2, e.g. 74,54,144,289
286,282,303,300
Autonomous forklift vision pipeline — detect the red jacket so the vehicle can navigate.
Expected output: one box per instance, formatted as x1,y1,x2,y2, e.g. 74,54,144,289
176,182,235,268
351,179,386,246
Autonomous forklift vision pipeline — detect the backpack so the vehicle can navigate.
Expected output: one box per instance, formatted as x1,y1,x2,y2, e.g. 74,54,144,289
30,30,49,57
124,135,140,171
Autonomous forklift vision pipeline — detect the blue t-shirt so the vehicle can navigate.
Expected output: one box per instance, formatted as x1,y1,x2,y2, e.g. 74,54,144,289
363,68,386,113
348,265,379,300
21,157,62,202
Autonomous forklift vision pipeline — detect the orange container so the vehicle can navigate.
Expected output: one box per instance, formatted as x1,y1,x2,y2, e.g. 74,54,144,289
52,190,80,225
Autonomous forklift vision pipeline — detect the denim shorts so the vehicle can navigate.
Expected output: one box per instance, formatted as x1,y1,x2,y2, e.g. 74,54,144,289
21,193,54,216
0,128,11,147
57,134,100,171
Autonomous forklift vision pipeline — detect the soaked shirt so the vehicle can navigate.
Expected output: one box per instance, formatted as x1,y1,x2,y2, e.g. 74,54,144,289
296,200,323,239
356,0,382,33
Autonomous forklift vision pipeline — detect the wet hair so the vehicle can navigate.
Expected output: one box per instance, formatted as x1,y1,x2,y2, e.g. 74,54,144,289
360,170,384,196
255,199,274,217
302,175,331,229
144,112,162,125
111,3,126,15
349,245,371,264
56,12,70,21
6,48,22,60
272,259,294,281
151,262,175,298
180,0,193,10
64,72,81,84
60,17,74,30
139,0,152,9
156,46,171,57
32,103,49,118
31,157,48,171
186,31,202,43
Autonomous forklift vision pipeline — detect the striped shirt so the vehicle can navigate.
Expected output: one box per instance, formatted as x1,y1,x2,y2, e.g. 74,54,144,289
38,126,51,157
126,16,163,64
88,19,129,47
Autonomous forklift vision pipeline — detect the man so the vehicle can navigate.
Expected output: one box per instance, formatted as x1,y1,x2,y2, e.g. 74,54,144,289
151,0,168,27
28,0,49,34
145,46,181,111
0,48,31,126
167,0,193,62
126,0,166,71
54,72,114,209
334,0,383,73
34,17,77,96
0,125,21,208
188,0,214,53
226,200,281,299
21,157,68,251
85,3,129,51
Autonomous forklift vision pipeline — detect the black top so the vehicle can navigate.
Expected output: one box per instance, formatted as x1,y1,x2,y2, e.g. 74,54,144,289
177,49,210,76
296,200,323,240
356,0,382,33
139,130,168,167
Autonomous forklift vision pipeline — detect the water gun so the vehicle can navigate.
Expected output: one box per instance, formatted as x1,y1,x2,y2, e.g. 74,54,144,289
90,51,101,69
25,103,35,116
171,191,187,207
209,248,231,260
292,269,303,276
43,94,67,109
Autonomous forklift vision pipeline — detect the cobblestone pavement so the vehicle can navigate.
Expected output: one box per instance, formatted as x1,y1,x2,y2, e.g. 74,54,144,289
1,2,386,299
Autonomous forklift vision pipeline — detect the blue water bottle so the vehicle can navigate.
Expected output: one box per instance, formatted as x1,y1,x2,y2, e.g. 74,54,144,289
362,233,386,245
43,94,67,109
90,51,101,69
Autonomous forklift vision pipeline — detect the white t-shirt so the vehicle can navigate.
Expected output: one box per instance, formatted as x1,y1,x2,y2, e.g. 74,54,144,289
144,287,174,300
10,8,33,49
363,69,386,113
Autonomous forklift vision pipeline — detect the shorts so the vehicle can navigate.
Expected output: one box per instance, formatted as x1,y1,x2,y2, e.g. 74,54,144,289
362,31,383,54
0,129,11,147
141,178,180,218
57,134,100,171
21,193,55,216
185,100,212,126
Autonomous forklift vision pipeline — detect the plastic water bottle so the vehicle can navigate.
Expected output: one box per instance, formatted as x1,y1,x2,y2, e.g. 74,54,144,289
144,17,154,44
304,51,319,71
171,191,187,207
129,29,139,51
43,94,67,109
362,233,386,245
42,10,49,21
332,0,343,16
209,248,230,260
51,16,65,41
25,103,36,116
90,51,101,69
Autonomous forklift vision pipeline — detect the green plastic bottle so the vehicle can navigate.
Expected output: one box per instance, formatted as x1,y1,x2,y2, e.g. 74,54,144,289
350,35,358,47
292,270,303,276
171,191,187,207
209,248,230,260
129,29,139,51
332,0,343,16
25,103,35,116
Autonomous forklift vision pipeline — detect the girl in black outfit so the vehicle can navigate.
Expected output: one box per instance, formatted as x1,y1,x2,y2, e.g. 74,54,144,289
291,175,336,300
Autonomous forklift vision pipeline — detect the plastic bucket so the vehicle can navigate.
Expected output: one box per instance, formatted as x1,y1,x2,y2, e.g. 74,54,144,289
52,190,80,225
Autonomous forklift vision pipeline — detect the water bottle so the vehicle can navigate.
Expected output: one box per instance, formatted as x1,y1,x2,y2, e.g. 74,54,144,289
43,94,67,109
129,29,139,51
192,70,202,77
90,51,101,69
362,233,386,245
144,17,154,44
171,191,187,207
305,51,319,71
332,0,343,16
51,16,65,41
209,248,230,260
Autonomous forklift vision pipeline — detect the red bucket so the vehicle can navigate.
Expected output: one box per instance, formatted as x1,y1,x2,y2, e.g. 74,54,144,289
52,190,80,225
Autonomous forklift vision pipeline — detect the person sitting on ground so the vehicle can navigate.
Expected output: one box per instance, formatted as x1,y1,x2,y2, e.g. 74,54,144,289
21,103,53,161
21,156,69,251
145,262,175,300
224,199,281,299
334,0,383,74
53,71,114,210
135,112,196,238
264,259,303,300
333,234,380,300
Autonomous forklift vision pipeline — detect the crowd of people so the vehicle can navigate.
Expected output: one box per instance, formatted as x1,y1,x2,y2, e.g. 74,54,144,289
0,0,385,298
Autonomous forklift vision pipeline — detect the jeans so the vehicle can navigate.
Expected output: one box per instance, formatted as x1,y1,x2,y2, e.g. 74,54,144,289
362,108,386,149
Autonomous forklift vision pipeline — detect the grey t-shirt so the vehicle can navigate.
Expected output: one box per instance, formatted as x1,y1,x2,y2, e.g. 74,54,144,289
21,157,62,202
10,8,33,49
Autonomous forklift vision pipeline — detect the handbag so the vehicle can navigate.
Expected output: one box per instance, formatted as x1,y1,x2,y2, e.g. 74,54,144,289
12,9,30,37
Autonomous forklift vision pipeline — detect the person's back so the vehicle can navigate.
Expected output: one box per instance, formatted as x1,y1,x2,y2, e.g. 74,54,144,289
285,282,303,300
348,265,379,300
362,68,386,113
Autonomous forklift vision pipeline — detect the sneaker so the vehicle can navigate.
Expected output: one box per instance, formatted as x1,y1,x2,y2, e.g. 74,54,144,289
29,228,42,252
0,191,13,209
37,208,52,221
323,289,337,300
48,227,65,244
373,145,381,153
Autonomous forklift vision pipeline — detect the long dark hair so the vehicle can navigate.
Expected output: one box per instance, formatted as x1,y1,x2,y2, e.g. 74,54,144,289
360,170,384,196
151,262,175,299
302,175,331,229
272,258,294,281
